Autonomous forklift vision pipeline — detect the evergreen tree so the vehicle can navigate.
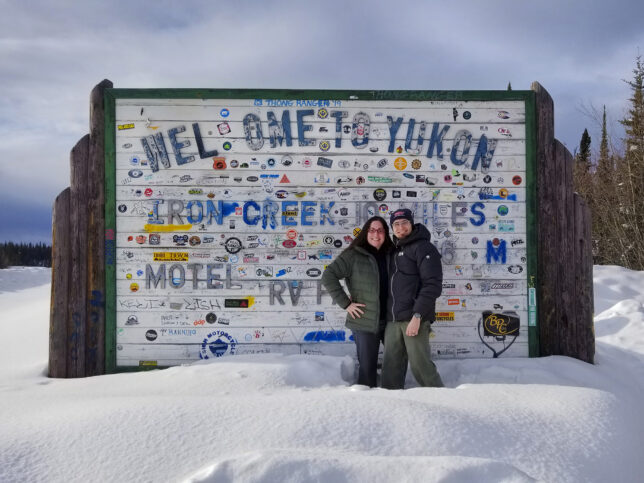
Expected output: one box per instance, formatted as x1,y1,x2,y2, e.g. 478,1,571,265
507,82,512,91
617,55,644,269
577,129,592,169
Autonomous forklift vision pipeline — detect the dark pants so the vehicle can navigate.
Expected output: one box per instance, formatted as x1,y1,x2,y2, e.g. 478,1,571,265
353,329,383,387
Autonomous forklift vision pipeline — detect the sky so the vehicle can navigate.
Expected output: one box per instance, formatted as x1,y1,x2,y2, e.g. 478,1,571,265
1,264,643,482
1,0,643,243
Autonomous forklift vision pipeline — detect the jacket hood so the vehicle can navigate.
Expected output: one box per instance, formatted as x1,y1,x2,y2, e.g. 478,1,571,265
394,223,432,247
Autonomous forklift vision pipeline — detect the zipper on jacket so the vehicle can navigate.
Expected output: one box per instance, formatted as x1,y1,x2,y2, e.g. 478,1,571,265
391,240,399,322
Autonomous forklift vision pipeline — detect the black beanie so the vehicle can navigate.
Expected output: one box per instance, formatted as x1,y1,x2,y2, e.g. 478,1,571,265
390,208,413,226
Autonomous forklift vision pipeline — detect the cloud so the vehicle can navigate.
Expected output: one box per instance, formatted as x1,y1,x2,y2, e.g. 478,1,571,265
1,0,643,241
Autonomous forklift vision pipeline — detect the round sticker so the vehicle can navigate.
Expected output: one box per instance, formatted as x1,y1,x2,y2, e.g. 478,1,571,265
128,169,143,178
394,157,407,170
126,273,132,279
493,238,500,247
499,188,508,198
130,156,140,165
483,175,492,183
230,159,239,168
444,175,452,182
356,176,365,185
130,282,139,292
223,141,232,150
224,237,242,254
379,204,388,213
267,158,276,167
334,239,343,248
353,227,361,237
373,189,387,201
220,108,230,117
206,312,217,324
498,205,509,216
323,235,334,245
286,229,298,240
512,175,522,185
282,240,297,248
318,108,329,119
319,140,330,151
472,237,479,244
282,155,293,166
144,188,153,197
463,111,471,120
118,204,127,213
411,159,422,170
145,329,157,341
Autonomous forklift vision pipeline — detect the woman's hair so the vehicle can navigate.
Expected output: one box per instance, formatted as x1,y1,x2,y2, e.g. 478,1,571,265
348,216,394,251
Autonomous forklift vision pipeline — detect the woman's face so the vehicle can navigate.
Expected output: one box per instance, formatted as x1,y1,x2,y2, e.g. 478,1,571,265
366,220,386,249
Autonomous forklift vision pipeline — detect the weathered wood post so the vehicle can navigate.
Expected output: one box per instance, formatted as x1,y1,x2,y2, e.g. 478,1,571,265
49,188,71,377
86,79,112,375
532,81,594,363
48,79,112,377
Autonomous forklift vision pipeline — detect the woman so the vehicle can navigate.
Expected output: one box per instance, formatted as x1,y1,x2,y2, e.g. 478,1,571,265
321,216,394,387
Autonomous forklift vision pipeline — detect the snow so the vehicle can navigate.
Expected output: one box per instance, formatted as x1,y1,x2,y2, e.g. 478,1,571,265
1,265,643,483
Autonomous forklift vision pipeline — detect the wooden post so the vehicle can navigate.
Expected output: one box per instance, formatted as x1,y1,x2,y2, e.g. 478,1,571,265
68,134,90,377
555,140,575,357
49,188,71,377
574,195,595,363
532,82,559,357
86,79,112,376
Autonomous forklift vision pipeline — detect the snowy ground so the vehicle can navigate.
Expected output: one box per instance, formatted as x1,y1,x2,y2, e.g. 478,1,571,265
1,265,643,483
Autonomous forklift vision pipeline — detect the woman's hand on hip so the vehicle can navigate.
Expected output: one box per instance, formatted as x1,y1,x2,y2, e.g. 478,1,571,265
345,302,366,319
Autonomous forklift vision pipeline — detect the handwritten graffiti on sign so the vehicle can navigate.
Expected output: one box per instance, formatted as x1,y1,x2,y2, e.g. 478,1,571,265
108,92,534,367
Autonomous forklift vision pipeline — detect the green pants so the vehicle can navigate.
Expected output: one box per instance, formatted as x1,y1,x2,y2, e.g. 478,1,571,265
382,321,444,389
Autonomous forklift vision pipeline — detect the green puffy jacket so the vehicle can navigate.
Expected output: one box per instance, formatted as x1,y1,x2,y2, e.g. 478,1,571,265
321,246,383,334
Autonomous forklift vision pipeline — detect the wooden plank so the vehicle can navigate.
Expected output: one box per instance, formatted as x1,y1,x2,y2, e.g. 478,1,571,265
68,135,90,377
531,82,556,357
574,195,594,363
557,142,575,357
49,188,71,378
86,79,112,376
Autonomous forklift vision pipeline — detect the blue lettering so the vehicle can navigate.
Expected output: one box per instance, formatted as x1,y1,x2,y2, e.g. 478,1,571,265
168,126,195,166
206,200,223,225
186,201,203,224
301,201,316,226
426,123,450,159
243,201,260,225
267,110,293,148
148,200,164,224
262,200,279,229
192,123,218,158
405,119,426,154
450,130,473,166
297,109,315,146
486,240,507,264
351,112,370,149
320,202,335,225
470,202,486,226
471,135,497,172
331,111,347,148
282,201,298,226
243,113,264,150
141,133,171,172
387,116,404,152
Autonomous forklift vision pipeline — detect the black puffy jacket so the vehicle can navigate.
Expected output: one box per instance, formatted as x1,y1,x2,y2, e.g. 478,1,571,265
387,224,442,323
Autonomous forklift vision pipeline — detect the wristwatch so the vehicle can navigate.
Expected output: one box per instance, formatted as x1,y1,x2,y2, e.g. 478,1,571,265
412,312,422,320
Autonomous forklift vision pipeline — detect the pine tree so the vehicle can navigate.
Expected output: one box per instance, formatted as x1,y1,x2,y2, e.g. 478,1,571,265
577,129,591,169
507,82,512,91
616,55,644,269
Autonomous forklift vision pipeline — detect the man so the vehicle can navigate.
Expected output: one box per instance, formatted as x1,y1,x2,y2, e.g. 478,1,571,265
382,208,444,389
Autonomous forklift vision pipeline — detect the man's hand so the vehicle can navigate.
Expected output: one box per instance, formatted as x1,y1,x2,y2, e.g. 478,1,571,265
406,315,421,336
345,302,366,319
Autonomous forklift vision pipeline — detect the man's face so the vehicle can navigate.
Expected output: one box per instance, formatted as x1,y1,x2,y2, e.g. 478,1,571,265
392,219,412,239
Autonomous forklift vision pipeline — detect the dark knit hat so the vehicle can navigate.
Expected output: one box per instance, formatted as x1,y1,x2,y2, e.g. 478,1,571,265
390,208,414,226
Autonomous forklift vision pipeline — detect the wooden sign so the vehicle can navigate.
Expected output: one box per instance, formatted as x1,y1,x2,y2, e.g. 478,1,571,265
105,90,538,369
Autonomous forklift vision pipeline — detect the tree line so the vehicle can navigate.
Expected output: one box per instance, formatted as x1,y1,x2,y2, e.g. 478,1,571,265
573,56,644,270
0,242,52,268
